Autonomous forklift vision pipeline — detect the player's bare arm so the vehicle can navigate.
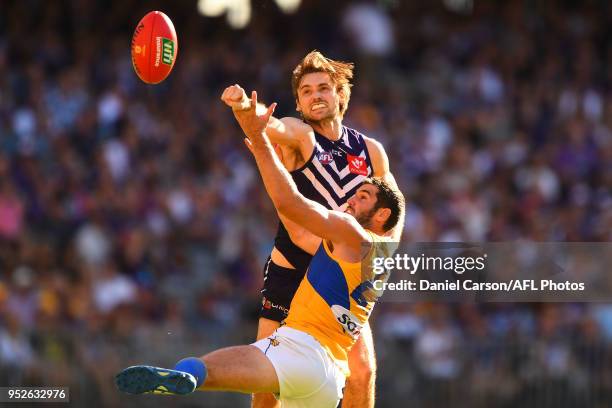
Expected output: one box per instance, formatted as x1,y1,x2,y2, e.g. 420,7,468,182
364,136,404,242
234,91,369,251
221,84,314,168
277,213,321,256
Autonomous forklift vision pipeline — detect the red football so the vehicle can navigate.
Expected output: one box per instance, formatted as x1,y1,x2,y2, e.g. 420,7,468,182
131,11,178,84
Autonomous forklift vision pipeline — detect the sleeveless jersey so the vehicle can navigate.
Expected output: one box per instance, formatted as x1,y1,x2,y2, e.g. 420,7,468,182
274,126,374,270
284,231,394,375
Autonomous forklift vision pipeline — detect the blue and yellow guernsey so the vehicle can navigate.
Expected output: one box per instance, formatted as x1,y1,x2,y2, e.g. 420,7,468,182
284,231,393,375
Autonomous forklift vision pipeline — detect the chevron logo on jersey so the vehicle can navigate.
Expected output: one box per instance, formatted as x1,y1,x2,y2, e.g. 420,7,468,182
292,126,373,210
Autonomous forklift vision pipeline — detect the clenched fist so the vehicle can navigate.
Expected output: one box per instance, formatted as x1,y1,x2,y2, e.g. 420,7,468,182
221,84,251,111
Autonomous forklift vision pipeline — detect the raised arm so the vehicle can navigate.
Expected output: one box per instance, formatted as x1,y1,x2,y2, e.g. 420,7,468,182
234,91,369,249
221,84,314,153
364,137,405,242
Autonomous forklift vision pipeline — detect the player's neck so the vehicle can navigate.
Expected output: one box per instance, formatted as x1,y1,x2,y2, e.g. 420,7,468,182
371,227,386,236
362,223,384,237
307,117,343,141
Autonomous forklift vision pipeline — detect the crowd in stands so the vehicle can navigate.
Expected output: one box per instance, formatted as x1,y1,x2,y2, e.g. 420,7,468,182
0,1,610,406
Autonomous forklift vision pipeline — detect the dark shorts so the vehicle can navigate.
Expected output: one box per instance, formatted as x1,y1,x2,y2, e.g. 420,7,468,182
260,257,307,322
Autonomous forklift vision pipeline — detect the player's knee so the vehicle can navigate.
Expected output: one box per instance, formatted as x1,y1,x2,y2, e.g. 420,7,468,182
349,352,376,384
349,353,376,387
349,339,377,382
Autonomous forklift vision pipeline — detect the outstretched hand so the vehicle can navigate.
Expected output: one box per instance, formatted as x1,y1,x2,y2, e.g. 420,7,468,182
232,91,276,152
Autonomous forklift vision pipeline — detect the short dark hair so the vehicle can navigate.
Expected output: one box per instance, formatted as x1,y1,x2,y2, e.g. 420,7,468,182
362,177,404,232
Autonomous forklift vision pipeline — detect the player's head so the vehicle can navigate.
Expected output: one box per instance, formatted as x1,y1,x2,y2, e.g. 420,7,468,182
291,51,354,122
345,178,404,233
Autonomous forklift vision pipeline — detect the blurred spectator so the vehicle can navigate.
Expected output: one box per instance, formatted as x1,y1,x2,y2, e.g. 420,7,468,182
0,181,24,239
0,0,609,406
91,262,138,314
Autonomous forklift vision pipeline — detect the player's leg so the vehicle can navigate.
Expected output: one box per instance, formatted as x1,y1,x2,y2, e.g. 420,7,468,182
252,317,282,408
116,345,279,395
257,317,281,341
341,322,377,408
198,345,279,393
254,257,304,408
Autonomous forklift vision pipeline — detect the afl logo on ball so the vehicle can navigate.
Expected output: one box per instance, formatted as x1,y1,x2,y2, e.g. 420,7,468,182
318,151,334,165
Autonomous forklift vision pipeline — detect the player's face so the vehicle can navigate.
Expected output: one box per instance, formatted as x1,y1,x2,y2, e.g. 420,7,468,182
345,184,379,228
296,72,341,122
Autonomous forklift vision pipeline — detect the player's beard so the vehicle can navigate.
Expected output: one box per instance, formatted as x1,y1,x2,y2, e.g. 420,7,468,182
355,206,377,230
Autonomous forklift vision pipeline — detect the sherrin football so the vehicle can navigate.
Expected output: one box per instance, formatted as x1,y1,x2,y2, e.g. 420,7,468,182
131,11,178,84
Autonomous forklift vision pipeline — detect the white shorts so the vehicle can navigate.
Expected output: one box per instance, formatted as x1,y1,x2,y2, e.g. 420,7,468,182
251,326,346,408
